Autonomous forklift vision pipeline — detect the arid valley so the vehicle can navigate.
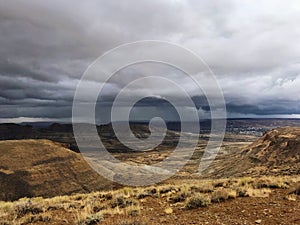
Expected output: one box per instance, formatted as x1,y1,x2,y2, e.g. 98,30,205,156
0,119,299,224
1,1,300,224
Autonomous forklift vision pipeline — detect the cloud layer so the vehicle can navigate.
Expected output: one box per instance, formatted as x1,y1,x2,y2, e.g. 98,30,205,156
0,0,300,122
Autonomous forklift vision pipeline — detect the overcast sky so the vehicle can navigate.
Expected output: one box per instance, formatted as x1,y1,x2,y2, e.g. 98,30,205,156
0,0,300,123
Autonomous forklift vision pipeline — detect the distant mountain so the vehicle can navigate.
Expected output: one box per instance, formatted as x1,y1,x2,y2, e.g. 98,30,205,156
19,122,55,128
0,122,180,153
0,123,40,139
1,118,300,141
0,139,118,201
46,123,74,132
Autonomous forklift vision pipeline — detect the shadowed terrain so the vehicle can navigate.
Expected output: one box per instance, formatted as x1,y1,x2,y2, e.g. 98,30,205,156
0,139,117,201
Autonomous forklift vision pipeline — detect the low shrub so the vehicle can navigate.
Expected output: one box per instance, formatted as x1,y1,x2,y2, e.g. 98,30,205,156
184,194,211,209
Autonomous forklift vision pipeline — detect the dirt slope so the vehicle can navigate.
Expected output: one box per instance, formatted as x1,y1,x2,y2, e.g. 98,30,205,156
203,127,300,178
243,127,300,164
0,139,116,201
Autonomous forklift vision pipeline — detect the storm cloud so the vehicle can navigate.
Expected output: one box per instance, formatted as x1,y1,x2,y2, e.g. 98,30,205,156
0,0,300,122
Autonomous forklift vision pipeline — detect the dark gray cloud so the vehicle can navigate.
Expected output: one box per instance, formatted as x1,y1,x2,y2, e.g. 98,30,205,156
0,0,300,122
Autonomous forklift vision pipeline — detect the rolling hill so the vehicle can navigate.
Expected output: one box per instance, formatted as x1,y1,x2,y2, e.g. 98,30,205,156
0,139,117,201
204,127,300,178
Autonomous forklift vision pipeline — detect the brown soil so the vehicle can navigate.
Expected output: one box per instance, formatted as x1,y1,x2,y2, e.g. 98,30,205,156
100,189,300,225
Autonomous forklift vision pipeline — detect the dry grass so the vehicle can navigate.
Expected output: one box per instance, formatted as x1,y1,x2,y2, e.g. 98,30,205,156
284,194,297,201
0,175,299,224
184,193,211,209
211,189,237,203
164,207,173,214
76,212,103,225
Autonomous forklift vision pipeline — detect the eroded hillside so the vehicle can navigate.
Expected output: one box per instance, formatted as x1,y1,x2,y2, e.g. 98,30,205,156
0,140,117,201
203,127,300,178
